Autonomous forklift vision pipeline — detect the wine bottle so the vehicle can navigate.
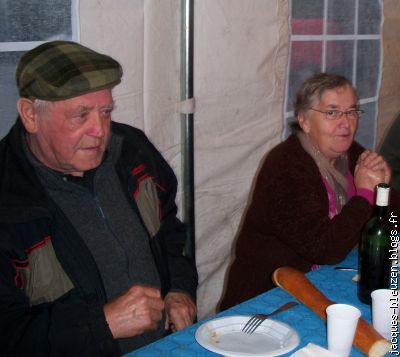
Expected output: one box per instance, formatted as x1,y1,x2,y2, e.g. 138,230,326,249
358,183,391,305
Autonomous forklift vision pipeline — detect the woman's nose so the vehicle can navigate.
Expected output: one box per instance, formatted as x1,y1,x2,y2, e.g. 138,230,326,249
338,113,351,127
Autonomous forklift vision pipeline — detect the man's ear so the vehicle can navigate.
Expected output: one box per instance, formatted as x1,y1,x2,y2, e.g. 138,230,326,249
297,112,310,134
17,98,38,134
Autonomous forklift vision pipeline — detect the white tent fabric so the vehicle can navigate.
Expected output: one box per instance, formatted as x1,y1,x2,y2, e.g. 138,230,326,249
79,0,400,320
80,0,289,319
192,1,289,318
80,0,183,182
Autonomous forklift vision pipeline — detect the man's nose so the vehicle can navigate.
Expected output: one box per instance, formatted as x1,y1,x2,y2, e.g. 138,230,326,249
88,112,107,137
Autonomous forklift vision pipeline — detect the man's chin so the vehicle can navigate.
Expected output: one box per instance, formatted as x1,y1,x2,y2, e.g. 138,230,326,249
74,158,103,173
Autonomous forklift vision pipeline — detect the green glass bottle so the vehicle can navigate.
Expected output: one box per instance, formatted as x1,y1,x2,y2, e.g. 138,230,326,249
358,183,391,305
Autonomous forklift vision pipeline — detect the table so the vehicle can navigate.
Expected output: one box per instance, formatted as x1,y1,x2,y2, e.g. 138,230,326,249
125,250,391,356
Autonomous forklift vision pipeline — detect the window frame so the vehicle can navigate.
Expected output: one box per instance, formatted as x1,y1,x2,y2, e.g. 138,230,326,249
283,0,383,149
0,0,80,52
0,0,79,139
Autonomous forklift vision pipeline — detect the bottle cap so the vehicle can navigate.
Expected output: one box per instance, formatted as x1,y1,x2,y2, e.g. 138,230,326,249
376,183,390,206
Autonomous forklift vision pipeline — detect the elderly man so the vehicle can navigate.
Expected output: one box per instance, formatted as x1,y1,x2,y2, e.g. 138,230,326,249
0,41,197,356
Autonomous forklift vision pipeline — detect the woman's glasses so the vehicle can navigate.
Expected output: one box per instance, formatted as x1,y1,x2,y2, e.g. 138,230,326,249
309,108,364,120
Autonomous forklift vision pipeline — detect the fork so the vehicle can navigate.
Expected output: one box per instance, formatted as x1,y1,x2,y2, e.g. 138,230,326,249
241,301,298,334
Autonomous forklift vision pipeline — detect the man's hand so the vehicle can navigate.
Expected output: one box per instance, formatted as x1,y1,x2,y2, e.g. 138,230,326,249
164,292,197,332
104,285,164,339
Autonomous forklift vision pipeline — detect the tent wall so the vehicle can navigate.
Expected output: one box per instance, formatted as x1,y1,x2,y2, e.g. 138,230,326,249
79,0,289,319
79,0,399,319
80,0,182,161
193,1,289,318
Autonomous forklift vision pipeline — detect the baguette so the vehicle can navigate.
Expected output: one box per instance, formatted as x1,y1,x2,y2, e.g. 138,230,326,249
272,266,391,357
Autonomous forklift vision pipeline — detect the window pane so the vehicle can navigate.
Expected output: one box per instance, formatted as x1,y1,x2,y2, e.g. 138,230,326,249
287,41,322,111
355,102,376,149
327,0,356,35
292,0,324,35
287,0,381,148
326,40,354,79
0,0,71,42
356,40,380,99
0,52,21,139
358,0,381,34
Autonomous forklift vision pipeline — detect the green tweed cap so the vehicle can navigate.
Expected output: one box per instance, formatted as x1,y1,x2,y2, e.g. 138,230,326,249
16,40,123,101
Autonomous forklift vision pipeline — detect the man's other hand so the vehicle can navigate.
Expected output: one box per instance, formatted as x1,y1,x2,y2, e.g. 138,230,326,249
164,292,197,332
104,285,164,338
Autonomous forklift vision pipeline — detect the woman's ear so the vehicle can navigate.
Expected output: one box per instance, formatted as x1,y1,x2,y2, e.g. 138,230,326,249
17,98,38,133
297,112,310,134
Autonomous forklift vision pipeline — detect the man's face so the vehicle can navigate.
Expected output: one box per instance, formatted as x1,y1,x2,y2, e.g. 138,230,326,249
29,89,114,176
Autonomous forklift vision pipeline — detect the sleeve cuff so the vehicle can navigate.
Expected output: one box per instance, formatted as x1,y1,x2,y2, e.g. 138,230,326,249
356,188,374,205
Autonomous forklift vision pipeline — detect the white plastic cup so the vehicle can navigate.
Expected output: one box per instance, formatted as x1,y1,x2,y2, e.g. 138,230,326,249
326,304,361,357
371,289,399,340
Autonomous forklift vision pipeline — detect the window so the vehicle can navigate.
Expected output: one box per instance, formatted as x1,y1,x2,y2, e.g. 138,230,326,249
0,0,78,139
283,0,382,149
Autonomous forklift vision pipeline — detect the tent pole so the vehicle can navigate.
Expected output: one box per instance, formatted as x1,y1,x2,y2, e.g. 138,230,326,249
181,0,195,263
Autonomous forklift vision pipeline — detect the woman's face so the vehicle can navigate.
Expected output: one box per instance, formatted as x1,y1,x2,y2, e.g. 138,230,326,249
298,85,358,164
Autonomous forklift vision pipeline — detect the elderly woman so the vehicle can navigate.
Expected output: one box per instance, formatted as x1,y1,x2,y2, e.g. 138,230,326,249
220,73,397,310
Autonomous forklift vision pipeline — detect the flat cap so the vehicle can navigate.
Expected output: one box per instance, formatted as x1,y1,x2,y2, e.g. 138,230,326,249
16,40,123,101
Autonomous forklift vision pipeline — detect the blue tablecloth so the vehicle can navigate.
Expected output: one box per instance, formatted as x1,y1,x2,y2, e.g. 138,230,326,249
125,250,389,356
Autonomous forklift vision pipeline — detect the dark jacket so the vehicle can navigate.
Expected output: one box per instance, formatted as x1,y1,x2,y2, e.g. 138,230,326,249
380,113,400,191
0,120,197,356
220,134,399,310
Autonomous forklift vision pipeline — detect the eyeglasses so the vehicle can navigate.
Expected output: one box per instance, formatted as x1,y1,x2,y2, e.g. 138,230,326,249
309,108,364,120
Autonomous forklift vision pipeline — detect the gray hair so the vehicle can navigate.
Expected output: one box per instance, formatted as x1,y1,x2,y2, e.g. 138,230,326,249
293,73,357,118
32,99,52,117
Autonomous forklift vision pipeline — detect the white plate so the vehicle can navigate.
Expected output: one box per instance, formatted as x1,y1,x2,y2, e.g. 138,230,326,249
195,315,300,357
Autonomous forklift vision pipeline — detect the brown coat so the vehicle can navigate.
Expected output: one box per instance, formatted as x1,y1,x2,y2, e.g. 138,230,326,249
220,135,375,310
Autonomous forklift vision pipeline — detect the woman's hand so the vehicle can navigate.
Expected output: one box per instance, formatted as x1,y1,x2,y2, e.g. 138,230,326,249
354,150,392,190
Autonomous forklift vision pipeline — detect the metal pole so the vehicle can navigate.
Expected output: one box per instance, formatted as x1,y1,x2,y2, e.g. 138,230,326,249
181,0,195,262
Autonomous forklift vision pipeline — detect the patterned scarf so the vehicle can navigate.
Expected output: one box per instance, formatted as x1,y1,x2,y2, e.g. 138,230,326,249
297,131,349,214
